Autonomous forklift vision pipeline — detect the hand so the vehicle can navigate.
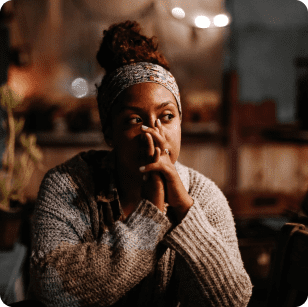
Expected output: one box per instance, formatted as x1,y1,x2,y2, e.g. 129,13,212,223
140,130,165,213
140,119,194,221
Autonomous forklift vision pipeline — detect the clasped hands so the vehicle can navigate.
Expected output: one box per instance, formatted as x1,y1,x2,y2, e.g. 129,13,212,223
139,119,193,222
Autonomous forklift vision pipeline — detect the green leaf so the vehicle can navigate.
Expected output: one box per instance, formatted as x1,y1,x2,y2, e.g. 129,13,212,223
20,133,35,148
0,86,8,108
14,117,25,136
19,133,28,148
29,147,43,163
0,176,10,200
13,152,26,174
0,85,22,109
19,134,43,163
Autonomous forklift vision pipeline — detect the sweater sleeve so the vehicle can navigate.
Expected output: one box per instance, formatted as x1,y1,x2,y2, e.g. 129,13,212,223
162,168,253,307
27,167,172,307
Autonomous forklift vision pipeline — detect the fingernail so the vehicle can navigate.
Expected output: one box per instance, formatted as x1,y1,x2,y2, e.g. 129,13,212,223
143,174,147,181
139,166,145,172
141,125,149,130
157,119,161,126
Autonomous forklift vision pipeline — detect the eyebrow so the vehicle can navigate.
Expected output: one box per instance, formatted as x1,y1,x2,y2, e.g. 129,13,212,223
119,101,176,113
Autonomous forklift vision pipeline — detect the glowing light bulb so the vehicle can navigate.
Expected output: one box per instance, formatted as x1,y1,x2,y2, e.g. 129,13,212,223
171,7,185,19
195,15,211,28
213,14,229,27
71,78,89,98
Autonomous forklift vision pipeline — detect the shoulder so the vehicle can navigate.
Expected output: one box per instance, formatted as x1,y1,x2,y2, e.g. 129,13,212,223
175,162,236,238
175,160,225,201
38,150,110,200
175,160,231,216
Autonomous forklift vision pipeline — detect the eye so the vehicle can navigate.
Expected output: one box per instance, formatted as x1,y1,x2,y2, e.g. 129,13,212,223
162,113,175,122
128,117,142,124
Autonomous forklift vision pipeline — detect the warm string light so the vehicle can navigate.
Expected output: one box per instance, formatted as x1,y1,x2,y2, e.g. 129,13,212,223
195,15,211,28
171,7,185,19
170,6,230,29
213,14,230,27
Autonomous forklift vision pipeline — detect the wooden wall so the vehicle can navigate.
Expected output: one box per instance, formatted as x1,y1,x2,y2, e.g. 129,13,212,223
23,142,308,218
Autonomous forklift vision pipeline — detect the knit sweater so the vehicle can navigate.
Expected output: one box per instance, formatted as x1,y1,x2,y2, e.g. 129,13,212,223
26,149,253,307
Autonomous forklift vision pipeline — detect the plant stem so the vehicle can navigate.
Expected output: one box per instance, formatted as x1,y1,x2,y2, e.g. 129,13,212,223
6,105,15,196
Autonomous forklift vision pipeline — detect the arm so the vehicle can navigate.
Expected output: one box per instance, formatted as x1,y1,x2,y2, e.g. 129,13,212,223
162,170,253,307
138,121,252,305
27,167,172,307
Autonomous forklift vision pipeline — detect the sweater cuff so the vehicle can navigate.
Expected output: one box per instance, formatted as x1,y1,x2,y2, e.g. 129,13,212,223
126,199,173,239
162,199,220,252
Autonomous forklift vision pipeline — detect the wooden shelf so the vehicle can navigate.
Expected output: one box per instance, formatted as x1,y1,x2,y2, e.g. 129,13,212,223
33,129,227,147
262,125,308,144
35,131,105,147
181,130,227,144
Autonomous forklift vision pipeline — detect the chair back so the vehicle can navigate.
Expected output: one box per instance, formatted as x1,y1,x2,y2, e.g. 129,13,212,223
266,223,308,307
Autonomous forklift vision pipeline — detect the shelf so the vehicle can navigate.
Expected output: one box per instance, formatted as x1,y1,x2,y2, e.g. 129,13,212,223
32,125,308,147
181,130,227,144
262,125,308,144
179,123,227,144
33,129,227,147
35,131,106,147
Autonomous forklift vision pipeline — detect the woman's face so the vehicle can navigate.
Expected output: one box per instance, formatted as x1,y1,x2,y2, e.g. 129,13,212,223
107,82,181,176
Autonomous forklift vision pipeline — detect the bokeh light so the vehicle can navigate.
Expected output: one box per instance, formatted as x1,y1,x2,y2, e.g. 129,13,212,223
195,15,211,28
171,7,185,19
71,77,89,98
213,14,229,27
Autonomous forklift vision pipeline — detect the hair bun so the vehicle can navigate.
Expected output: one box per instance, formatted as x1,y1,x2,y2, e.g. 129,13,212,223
96,20,169,75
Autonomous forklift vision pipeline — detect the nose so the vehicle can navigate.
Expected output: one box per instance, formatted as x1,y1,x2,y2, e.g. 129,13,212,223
143,116,156,128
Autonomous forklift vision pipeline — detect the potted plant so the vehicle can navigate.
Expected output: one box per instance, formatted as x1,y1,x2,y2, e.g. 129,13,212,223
0,84,44,250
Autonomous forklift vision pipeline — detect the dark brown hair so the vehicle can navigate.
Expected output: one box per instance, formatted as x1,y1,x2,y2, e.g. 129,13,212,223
96,20,170,75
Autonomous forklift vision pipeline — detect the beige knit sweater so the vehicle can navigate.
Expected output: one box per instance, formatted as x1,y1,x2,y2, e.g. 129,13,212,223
26,150,252,307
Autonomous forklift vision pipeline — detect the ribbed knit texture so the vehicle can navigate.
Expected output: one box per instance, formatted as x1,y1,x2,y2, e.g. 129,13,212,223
26,150,253,307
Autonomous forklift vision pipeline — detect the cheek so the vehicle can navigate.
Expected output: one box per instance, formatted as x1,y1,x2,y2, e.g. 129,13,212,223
113,127,141,150
166,125,181,160
173,120,181,138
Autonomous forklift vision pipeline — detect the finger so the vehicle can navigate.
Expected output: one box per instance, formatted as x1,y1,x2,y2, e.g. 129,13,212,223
139,162,164,174
156,119,165,138
154,119,161,135
153,147,161,163
141,125,165,148
145,132,155,158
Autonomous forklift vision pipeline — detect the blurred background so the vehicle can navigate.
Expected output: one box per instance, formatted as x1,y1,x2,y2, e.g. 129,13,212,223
1,0,308,306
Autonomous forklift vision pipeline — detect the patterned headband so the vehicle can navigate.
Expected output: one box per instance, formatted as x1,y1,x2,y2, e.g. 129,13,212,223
97,62,181,130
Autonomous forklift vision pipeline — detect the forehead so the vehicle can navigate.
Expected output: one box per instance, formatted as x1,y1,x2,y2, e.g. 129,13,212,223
118,82,177,107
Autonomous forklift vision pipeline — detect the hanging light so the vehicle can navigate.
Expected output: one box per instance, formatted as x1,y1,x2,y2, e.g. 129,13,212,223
171,7,185,19
213,14,229,27
194,15,210,28
167,1,231,30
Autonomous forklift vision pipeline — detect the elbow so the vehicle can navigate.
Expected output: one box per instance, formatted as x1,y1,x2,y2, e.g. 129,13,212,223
233,272,253,307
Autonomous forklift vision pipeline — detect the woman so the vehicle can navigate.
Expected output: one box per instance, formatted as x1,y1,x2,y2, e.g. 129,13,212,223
27,21,253,307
